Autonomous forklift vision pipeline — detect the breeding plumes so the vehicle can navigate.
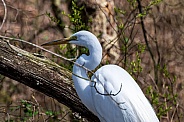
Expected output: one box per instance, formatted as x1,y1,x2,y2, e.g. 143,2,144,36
42,31,159,122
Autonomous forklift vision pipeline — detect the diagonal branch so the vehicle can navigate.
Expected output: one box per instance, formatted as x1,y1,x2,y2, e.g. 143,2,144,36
136,0,158,84
0,38,99,122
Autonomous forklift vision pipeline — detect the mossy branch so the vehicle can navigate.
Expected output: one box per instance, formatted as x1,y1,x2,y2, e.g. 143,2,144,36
0,38,99,122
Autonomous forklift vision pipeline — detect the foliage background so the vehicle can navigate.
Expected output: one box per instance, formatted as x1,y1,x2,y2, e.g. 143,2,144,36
0,0,183,121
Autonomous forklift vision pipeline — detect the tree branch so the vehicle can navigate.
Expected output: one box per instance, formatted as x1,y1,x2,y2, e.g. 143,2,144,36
0,38,99,122
136,0,158,84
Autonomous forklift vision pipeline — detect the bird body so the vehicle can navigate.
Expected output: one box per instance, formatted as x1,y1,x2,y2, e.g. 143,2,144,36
91,65,158,122
42,31,159,122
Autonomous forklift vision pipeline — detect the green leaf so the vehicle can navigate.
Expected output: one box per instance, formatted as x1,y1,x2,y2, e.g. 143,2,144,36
45,110,54,116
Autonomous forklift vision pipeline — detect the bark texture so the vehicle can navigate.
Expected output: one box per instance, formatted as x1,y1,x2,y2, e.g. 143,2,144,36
0,38,99,122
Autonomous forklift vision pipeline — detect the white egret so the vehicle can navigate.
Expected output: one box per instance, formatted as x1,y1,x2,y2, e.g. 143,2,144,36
42,31,159,122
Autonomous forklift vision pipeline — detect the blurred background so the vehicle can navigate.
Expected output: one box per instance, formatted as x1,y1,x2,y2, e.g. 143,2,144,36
0,0,184,121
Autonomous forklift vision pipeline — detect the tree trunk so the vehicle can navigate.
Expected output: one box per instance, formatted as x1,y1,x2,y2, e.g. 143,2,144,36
0,38,99,122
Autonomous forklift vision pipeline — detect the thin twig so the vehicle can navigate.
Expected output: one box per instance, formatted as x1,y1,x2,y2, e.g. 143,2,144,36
93,82,125,110
0,35,97,82
0,35,76,63
171,103,179,122
93,82,122,96
0,0,7,30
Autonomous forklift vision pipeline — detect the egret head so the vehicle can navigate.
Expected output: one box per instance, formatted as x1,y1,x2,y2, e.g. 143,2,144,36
42,30,102,70
42,31,101,51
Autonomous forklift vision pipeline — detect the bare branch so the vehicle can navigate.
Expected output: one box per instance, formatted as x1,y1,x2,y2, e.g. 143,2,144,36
136,0,159,84
0,38,99,122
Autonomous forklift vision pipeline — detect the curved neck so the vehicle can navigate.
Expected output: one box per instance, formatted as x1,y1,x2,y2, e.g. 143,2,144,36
72,60,96,114
72,43,102,92
72,37,102,90
72,40,102,114
84,41,102,70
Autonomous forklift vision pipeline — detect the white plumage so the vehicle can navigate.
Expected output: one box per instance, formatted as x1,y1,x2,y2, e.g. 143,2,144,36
42,30,159,122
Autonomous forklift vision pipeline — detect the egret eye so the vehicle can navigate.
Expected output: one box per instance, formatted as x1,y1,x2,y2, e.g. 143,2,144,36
69,36,77,40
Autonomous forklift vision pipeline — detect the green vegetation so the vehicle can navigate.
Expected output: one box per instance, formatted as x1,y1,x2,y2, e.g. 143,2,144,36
47,0,89,71
0,0,182,121
1,98,71,122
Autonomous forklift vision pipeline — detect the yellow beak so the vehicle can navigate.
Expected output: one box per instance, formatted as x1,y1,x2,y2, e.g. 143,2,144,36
41,35,78,46
41,37,72,46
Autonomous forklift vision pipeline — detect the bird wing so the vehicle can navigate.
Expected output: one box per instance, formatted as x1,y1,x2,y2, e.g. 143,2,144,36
91,65,159,122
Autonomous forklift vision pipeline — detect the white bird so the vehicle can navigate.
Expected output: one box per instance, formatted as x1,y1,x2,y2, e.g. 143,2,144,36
42,31,159,122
